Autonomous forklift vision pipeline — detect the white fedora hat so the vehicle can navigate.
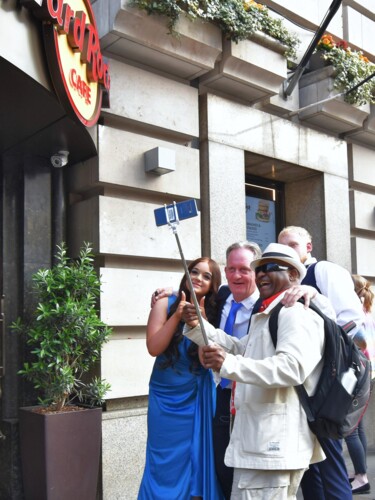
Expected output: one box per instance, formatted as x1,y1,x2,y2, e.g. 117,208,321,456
250,243,306,279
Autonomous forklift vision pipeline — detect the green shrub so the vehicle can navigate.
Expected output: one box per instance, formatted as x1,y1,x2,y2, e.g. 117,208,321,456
12,243,112,411
132,0,300,59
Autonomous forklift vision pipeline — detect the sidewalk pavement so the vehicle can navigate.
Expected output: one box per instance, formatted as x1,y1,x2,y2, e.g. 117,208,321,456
297,450,375,499
345,450,375,499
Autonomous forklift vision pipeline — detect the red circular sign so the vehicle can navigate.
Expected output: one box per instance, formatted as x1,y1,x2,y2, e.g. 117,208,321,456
29,0,110,127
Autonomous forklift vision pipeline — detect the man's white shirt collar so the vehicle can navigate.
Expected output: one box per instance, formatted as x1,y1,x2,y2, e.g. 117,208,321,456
227,289,259,310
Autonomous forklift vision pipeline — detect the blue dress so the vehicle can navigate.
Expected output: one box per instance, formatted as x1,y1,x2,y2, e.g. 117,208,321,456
138,299,223,500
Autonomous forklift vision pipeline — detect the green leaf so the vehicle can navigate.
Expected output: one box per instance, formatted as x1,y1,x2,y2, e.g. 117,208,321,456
131,0,300,59
12,242,112,409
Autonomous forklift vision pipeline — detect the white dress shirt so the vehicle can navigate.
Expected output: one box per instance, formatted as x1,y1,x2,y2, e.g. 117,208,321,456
220,290,260,340
305,257,365,336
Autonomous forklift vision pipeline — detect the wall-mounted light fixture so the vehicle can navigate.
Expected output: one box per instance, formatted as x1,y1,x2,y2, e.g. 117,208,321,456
144,147,175,175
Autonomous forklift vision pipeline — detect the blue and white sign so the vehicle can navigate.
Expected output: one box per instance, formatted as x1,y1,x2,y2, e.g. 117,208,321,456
246,195,276,251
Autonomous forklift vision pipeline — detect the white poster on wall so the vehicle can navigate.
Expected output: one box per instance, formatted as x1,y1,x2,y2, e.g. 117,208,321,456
246,195,276,251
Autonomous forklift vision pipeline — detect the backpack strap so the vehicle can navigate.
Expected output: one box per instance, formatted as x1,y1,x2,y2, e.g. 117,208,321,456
268,302,284,348
294,386,315,424
342,320,356,334
269,298,328,347
268,299,316,425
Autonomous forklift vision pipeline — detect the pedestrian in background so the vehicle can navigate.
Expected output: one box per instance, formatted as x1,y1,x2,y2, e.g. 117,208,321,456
352,274,375,378
344,274,375,495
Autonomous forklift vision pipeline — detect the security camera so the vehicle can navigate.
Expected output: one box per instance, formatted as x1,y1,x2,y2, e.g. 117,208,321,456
51,150,69,168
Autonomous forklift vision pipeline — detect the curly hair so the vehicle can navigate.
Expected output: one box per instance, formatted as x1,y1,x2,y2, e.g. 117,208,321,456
160,257,221,372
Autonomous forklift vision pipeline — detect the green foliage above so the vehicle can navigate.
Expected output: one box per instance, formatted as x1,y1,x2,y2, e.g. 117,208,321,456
316,34,375,106
131,0,300,59
12,243,112,411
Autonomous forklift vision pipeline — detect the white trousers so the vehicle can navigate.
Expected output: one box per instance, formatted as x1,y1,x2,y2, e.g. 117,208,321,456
230,468,305,500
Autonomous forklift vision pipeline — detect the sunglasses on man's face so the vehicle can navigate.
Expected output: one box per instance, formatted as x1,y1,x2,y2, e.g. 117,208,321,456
255,263,291,274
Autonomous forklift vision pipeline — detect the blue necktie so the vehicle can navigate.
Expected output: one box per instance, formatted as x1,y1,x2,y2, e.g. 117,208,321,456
220,301,242,389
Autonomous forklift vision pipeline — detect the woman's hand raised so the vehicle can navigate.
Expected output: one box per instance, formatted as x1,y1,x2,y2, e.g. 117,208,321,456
175,291,187,320
182,296,206,328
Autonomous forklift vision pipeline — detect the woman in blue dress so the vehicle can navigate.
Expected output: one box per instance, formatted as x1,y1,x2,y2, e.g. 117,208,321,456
138,257,224,500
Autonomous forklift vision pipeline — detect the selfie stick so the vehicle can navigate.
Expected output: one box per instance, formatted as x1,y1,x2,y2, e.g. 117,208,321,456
155,201,209,345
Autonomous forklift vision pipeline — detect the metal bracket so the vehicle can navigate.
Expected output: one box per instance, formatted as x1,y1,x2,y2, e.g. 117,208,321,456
283,0,343,98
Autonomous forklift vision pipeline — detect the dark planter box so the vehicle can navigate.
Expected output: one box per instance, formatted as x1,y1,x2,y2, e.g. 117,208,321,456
19,406,102,500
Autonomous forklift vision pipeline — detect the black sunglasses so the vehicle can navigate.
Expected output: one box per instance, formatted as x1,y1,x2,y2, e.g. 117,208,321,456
255,262,291,274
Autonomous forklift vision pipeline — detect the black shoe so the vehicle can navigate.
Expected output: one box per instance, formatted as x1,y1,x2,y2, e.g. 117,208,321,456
352,482,371,495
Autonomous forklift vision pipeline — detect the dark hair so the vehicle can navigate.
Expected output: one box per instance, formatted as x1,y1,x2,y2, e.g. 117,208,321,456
160,257,221,372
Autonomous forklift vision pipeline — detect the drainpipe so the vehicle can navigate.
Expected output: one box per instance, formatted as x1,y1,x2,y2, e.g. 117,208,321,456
51,151,69,263
283,0,342,98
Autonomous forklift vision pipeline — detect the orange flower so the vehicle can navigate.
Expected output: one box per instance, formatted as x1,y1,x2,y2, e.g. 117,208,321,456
243,0,264,11
360,54,370,63
319,34,335,48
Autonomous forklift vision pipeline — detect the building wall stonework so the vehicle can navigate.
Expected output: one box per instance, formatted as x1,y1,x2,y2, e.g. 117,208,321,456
105,59,199,138
203,94,348,177
348,143,375,279
284,175,327,258
200,141,247,264
102,407,147,499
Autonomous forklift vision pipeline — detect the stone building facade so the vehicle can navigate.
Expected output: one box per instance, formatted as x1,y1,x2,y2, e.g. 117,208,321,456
1,0,375,498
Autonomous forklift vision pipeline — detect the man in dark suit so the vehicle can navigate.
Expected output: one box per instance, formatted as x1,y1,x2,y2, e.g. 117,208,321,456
212,241,261,498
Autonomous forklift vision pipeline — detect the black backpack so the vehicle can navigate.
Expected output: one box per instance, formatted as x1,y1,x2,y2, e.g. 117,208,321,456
269,300,371,440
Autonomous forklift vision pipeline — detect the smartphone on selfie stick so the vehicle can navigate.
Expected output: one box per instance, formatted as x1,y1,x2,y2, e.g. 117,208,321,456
154,200,209,345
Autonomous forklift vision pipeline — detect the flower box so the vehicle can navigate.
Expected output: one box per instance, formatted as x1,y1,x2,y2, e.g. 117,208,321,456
200,32,289,103
298,65,370,134
308,52,329,71
99,1,222,80
310,35,375,108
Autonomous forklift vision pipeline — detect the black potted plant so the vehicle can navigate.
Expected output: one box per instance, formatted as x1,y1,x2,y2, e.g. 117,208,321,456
12,242,112,500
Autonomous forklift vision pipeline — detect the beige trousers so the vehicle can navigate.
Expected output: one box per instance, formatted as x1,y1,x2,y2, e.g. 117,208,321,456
230,468,305,500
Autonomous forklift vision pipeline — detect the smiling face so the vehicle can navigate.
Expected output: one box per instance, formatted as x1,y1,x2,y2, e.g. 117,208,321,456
255,260,299,299
188,260,213,299
225,248,257,302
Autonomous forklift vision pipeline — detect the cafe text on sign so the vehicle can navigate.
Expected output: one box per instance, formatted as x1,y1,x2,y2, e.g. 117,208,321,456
23,0,110,127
